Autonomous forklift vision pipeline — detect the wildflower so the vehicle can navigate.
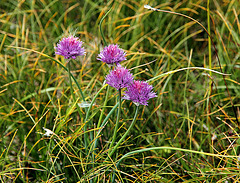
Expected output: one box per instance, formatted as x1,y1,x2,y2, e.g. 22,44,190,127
55,36,85,60
42,127,54,137
106,65,133,90
97,44,126,65
123,80,157,106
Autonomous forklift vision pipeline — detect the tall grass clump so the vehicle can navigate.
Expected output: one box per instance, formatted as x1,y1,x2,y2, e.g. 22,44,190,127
0,0,239,182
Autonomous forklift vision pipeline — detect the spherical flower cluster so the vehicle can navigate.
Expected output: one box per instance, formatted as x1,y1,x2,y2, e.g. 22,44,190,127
123,80,157,106
55,36,85,60
97,44,126,65
106,66,133,90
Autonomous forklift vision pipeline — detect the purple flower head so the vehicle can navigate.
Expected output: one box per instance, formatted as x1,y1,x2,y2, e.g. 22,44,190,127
123,80,157,106
97,44,126,65
106,65,133,90
55,36,85,60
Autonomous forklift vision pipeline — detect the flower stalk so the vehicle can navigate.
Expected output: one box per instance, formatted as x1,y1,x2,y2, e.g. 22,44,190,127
67,61,83,117
109,89,122,150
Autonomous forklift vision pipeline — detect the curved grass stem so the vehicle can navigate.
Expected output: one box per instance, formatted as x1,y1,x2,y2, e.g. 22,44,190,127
112,146,239,182
7,46,86,102
144,4,239,125
99,7,112,46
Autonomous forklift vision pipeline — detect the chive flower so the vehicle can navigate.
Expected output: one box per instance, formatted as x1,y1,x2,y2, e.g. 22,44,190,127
97,44,126,65
55,36,85,60
123,80,157,106
106,65,133,90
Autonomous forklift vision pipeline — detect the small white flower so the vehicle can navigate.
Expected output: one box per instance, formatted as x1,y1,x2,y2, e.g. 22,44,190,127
42,127,54,137
144,5,152,9
78,101,92,108
144,5,157,11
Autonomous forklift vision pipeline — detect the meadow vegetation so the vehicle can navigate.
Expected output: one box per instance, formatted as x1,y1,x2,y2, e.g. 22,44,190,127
0,0,240,182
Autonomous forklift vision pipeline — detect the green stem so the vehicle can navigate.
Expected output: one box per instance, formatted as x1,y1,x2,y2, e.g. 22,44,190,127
107,105,139,160
93,100,122,155
97,85,110,128
83,84,108,151
91,100,121,183
40,52,86,102
207,0,212,77
97,7,112,129
68,61,83,119
207,0,214,158
109,89,121,149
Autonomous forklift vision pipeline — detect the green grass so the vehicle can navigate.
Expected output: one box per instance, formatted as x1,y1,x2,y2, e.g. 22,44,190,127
0,0,240,182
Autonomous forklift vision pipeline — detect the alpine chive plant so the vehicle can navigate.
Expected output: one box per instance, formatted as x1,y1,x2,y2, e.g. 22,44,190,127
54,35,86,130
3,1,239,182
106,65,134,150
106,80,157,160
